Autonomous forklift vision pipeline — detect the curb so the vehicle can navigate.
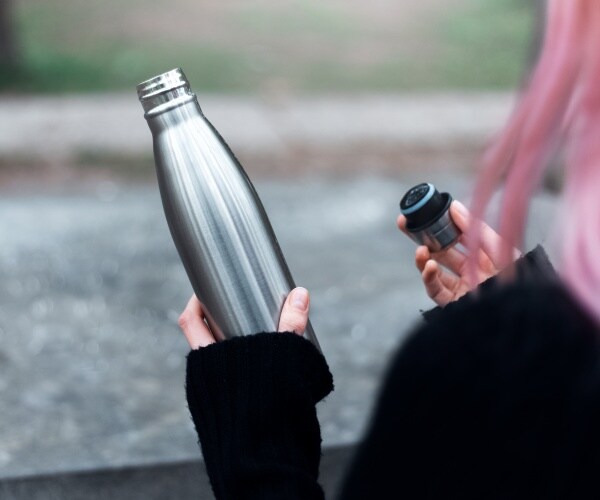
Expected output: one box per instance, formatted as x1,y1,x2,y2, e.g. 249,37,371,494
0,444,355,500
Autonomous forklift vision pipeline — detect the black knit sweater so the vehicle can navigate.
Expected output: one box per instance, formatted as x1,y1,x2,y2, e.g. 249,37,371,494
187,247,600,499
186,331,333,499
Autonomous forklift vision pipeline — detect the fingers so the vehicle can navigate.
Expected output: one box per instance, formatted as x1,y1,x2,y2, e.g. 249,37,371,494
178,295,216,349
402,202,501,275
416,245,461,283
476,248,497,277
416,243,474,279
406,200,519,306
179,287,311,348
406,207,470,277
451,200,519,267
422,260,455,306
431,245,496,279
433,247,467,275
415,245,430,272
449,200,471,233
278,287,310,335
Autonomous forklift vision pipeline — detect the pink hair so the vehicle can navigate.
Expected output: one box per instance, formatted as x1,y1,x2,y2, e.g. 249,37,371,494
468,0,600,322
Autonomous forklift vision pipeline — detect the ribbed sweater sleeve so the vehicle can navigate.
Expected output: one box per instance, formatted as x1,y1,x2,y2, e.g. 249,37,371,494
186,332,334,500
421,244,557,323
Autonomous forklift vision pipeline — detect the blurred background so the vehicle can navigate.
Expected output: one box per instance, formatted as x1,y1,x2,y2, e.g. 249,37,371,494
2,0,534,93
0,1,554,499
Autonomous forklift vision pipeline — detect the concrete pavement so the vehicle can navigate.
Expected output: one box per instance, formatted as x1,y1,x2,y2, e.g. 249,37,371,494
0,172,558,498
0,91,561,499
0,92,514,160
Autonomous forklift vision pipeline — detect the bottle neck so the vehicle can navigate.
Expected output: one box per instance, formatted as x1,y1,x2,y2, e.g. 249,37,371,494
145,95,204,134
141,85,196,116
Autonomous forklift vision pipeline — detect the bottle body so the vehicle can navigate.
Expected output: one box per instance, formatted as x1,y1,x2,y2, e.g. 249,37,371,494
138,69,319,347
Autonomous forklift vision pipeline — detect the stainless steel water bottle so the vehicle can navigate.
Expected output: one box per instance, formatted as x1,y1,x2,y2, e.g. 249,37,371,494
137,68,319,349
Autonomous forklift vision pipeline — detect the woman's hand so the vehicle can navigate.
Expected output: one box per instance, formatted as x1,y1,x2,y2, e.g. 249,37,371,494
397,200,520,307
178,287,311,349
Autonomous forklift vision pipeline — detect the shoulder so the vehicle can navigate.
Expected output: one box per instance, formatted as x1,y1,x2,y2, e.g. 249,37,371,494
396,281,599,386
356,281,600,495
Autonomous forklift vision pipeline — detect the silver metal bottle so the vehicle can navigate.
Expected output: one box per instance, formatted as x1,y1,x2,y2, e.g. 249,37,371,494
137,68,319,348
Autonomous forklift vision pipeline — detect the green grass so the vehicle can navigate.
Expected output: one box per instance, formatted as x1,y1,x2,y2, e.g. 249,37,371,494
0,0,533,94
0,34,251,93
439,0,533,88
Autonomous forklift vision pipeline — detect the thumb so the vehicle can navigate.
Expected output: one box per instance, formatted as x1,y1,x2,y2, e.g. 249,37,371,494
278,287,310,335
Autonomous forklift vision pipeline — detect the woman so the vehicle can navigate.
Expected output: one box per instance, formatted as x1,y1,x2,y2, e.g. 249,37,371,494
181,1,600,498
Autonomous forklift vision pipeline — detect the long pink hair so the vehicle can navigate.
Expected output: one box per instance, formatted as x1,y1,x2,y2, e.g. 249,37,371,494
469,0,600,322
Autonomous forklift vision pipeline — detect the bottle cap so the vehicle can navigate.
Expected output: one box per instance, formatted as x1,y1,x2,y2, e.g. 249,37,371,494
400,183,460,251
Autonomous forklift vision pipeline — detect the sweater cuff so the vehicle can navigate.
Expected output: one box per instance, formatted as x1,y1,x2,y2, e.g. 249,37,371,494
422,245,556,323
187,332,333,405
186,332,333,500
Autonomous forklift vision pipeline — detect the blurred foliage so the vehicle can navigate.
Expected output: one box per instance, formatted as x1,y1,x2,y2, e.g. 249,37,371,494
440,0,533,88
0,0,532,93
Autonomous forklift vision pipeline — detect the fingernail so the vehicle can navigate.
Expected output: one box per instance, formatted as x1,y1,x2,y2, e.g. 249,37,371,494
453,200,468,216
290,287,309,311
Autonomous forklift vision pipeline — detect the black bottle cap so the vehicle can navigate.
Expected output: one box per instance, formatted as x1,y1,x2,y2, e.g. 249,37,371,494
400,183,452,232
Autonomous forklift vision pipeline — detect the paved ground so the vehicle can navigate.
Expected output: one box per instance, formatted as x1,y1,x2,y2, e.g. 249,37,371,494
0,172,558,481
0,176,426,479
0,91,516,193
